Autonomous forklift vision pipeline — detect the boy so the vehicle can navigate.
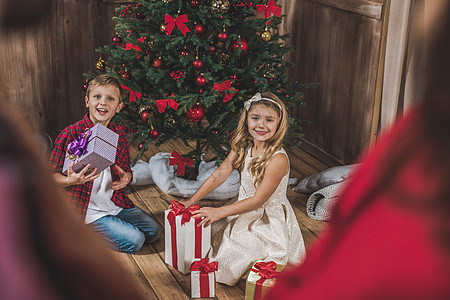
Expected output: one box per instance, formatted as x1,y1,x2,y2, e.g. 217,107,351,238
49,74,161,253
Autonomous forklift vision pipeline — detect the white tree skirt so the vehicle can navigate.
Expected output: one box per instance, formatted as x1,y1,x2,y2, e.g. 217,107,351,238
131,152,240,200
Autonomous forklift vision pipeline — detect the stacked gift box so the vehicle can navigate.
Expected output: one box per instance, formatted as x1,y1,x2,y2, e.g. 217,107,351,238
164,200,216,297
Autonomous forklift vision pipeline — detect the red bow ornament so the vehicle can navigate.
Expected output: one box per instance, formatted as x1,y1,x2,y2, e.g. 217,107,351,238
256,0,281,24
169,151,194,176
167,200,200,226
165,14,191,36
124,37,145,51
121,85,142,103
156,99,179,113
213,80,239,103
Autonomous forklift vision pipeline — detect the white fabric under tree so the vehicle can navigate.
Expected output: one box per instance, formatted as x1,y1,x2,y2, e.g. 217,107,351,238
131,153,240,200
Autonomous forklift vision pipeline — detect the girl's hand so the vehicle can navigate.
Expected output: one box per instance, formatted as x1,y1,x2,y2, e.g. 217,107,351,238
111,164,132,190
66,162,100,185
168,198,196,210
192,207,222,227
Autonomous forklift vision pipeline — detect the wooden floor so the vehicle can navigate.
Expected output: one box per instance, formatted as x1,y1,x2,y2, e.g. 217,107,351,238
111,140,330,299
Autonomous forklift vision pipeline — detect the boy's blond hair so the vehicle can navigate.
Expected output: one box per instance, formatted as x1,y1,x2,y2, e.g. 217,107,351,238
86,74,123,102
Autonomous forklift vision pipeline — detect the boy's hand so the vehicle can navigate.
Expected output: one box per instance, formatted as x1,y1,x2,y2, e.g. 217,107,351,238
111,164,132,190
66,162,100,185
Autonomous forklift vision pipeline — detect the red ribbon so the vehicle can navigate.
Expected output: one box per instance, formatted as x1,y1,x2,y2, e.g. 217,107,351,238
251,261,280,300
165,14,191,36
169,151,194,176
191,258,218,298
167,200,201,270
213,80,239,103
121,85,142,103
156,99,179,113
256,0,281,24
167,200,200,226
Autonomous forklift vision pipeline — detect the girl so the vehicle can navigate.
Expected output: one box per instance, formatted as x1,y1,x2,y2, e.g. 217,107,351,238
184,92,306,286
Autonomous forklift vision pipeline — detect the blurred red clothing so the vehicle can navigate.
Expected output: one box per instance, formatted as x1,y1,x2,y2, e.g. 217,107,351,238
266,106,450,300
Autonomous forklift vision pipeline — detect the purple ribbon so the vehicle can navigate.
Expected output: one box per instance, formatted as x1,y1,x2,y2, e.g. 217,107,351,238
68,129,91,157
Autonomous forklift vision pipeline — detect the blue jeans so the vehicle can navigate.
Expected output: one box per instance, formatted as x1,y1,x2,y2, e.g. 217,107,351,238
89,206,161,254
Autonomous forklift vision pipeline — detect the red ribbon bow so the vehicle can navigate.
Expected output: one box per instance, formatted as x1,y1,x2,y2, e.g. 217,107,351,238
169,151,194,176
124,43,141,51
213,80,239,103
190,258,218,274
167,200,200,226
252,261,279,280
165,14,191,36
124,37,145,51
156,99,179,113
256,0,281,24
121,85,142,103
252,261,280,300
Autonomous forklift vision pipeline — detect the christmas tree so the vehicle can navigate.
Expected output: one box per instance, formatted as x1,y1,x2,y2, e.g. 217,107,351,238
85,0,313,174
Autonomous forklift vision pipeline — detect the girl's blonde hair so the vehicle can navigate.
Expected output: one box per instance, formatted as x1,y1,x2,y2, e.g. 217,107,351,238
231,92,289,187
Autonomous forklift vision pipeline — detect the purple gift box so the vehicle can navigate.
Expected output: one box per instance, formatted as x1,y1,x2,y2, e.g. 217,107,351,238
62,123,119,175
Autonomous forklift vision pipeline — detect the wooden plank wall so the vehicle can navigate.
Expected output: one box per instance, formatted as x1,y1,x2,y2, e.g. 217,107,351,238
279,0,386,164
0,0,119,138
1,0,388,165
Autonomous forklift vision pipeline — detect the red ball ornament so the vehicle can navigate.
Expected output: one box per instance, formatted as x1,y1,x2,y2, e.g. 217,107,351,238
231,37,248,53
153,58,163,69
189,0,200,8
187,104,205,122
138,142,145,150
229,74,237,81
218,31,228,42
195,74,206,86
194,23,204,34
149,129,160,140
82,82,89,91
193,58,203,70
112,35,122,45
141,110,152,123
181,49,189,56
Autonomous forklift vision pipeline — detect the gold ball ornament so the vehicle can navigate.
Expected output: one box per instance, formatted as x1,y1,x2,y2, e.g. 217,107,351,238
161,0,173,3
96,58,105,70
160,23,167,32
211,0,230,14
261,30,272,42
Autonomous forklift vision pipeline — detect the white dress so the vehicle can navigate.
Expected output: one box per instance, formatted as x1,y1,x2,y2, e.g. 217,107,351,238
208,148,306,286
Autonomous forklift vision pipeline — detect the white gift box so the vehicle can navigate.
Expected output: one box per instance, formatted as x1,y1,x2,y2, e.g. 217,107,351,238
164,204,211,274
190,258,217,298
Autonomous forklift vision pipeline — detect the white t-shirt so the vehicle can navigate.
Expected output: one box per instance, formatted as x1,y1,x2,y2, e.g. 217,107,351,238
85,167,123,224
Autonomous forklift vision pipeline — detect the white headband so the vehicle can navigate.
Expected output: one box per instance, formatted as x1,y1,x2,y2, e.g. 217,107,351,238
244,93,282,112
